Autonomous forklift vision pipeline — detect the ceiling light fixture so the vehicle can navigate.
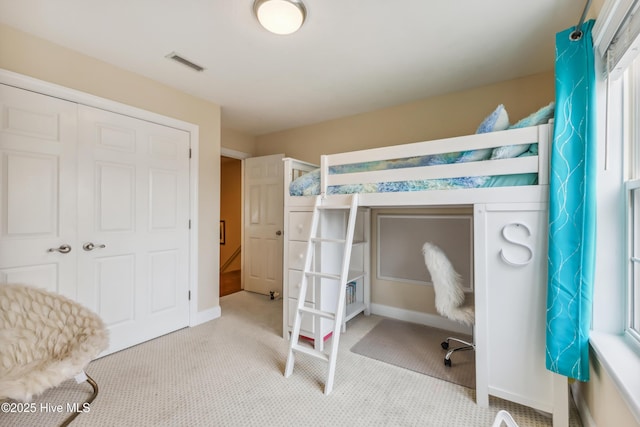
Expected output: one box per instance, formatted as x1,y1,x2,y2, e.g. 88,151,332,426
253,0,306,35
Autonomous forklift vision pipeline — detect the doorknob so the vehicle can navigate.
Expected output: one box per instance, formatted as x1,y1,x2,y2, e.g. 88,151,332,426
83,242,106,251
276,230,282,236
47,244,72,254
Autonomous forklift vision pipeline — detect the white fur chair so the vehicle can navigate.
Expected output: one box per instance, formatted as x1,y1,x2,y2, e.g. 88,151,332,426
422,242,475,367
0,283,109,426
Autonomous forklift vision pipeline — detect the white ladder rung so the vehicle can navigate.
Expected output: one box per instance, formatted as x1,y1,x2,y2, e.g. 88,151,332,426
305,271,341,281
298,306,336,320
317,205,350,210
310,237,347,244
291,344,330,362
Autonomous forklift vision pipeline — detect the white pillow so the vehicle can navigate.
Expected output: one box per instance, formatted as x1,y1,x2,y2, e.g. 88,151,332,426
458,105,510,162
476,104,509,134
490,102,554,160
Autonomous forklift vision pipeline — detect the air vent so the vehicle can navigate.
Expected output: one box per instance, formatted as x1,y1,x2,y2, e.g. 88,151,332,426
165,52,205,72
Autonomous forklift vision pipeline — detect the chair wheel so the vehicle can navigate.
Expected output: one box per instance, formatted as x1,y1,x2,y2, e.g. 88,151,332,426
441,341,449,350
444,357,452,367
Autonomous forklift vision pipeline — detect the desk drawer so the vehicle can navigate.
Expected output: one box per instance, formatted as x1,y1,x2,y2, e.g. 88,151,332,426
288,241,308,270
288,212,313,241
288,269,315,303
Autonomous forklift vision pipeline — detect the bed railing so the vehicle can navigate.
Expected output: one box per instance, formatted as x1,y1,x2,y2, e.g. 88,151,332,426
319,123,551,197
283,157,318,194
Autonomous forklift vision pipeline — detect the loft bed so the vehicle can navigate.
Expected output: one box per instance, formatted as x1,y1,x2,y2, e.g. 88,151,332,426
284,102,555,206
281,103,570,426
284,122,552,207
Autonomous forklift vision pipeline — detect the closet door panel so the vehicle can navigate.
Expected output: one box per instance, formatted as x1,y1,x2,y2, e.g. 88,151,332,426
94,254,136,326
77,105,191,355
149,249,179,313
0,84,78,298
0,264,58,294
96,162,136,231
149,170,178,229
5,152,58,235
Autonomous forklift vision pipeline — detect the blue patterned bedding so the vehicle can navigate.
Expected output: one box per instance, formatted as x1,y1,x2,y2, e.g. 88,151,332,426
289,144,539,196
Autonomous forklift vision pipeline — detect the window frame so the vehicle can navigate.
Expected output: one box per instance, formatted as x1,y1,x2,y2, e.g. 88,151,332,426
625,181,640,345
587,40,640,423
625,59,640,347
589,2,640,422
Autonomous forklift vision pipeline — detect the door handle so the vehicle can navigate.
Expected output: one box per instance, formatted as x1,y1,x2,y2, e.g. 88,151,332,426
276,230,282,236
83,242,106,251
48,244,72,254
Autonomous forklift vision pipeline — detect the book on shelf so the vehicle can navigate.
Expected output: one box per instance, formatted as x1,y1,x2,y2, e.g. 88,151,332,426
346,281,357,305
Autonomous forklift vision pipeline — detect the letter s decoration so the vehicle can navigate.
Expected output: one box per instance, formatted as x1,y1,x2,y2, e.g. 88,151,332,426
499,222,534,267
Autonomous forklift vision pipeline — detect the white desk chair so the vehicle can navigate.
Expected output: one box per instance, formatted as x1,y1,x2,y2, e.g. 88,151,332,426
422,242,475,366
491,410,520,427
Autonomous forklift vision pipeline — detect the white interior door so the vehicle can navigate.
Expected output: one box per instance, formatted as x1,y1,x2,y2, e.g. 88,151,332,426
243,154,284,296
77,105,191,354
0,84,78,299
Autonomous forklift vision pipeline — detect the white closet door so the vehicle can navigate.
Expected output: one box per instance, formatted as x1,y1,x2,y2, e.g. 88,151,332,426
77,105,191,354
0,84,78,299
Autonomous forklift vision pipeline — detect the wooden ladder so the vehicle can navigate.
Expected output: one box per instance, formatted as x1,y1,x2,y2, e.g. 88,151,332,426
284,193,359,395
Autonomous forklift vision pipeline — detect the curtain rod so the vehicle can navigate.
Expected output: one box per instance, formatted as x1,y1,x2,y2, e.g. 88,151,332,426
571,0,593,40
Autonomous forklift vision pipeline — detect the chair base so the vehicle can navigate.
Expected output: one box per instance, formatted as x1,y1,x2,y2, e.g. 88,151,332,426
60,373,99,427
441,337,475,367
491,410,520,427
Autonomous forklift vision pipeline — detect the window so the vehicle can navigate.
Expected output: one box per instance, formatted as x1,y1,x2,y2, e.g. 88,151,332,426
589,1,640,419
626,58,640,344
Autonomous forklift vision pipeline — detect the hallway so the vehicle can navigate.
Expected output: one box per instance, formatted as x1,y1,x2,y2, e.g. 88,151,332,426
220,270,241,297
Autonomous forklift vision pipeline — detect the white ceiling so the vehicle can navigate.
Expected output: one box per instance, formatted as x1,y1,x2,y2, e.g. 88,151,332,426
0,0,586,136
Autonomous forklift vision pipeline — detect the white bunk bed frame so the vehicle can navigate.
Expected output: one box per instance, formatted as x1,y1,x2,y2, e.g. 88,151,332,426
282,122,569,427
287,123,550,208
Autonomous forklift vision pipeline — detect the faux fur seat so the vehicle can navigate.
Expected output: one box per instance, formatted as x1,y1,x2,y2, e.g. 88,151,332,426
0,283,108,424
422,242,475,367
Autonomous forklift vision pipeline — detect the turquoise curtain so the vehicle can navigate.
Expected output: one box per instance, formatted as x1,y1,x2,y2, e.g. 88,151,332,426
546,19,596,382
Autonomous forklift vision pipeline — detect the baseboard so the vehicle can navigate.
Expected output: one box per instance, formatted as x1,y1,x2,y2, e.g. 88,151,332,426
570,381,596,427
193,305,221,326
370,303,472,335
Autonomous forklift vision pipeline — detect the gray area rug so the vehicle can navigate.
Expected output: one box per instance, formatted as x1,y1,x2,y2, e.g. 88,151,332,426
350,318,475,389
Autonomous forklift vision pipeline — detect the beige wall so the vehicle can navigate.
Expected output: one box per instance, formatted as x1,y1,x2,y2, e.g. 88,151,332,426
221,127,257,156
220,158,242,272
255,71,554,163
579,348,640,427
0,23,221,313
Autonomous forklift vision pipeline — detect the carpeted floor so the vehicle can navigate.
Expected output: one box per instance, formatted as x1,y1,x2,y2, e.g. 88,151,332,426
351,318,475,389
0,291,582,427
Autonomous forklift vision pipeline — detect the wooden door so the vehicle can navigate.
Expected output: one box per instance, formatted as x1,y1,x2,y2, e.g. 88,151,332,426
243,154,284,296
